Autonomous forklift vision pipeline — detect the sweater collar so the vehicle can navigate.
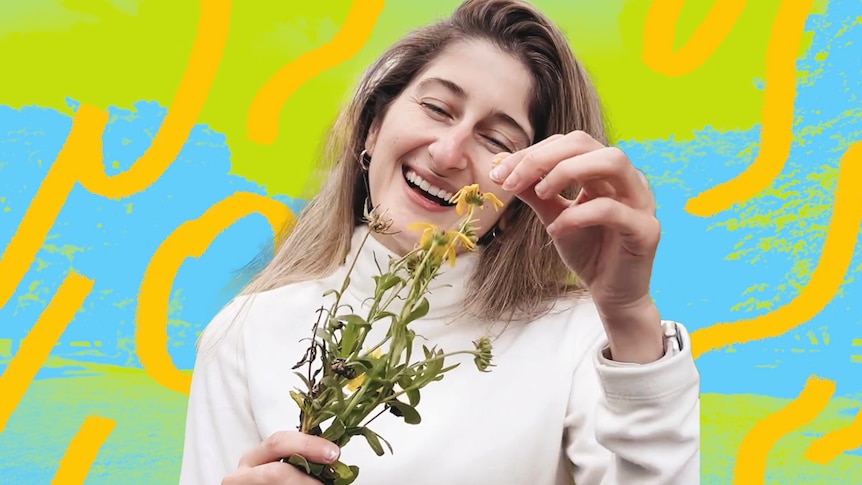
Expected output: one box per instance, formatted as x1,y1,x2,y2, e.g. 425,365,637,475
335,225,480,320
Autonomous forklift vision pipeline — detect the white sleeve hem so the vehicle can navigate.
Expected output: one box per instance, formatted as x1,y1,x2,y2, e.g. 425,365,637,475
594,321,700,402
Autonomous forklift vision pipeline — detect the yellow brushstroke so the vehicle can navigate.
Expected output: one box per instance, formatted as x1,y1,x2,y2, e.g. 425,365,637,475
246,0,385,145
642,0,747,77
0,110,100,313
0,0,229,312
79,0,230,198
685,0,814,217
135,192,292,395
51,415,116,485
804,406,862,465
691,140,862,359
733,375,834,483
0,272,93,433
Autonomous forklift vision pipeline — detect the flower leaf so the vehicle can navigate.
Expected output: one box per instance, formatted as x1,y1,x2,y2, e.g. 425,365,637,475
406,388,421,406
352,427,386,456
331,460,357,481
287,454,311,474
289,390,308,411
377,431,395,454
396,374,412,389
337,315,371,357
403,297,429,325
371,311,397,323
427,349,445,376
333,464,361,485
322,417,346,442
374,273,402,294
293,372,312,390
348,358,374,372
388,400,421,424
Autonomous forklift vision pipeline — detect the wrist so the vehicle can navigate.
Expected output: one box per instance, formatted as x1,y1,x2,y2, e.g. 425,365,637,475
596,298,664,364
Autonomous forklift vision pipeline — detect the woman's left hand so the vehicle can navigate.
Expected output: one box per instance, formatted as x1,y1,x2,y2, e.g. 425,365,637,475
489,130,665,363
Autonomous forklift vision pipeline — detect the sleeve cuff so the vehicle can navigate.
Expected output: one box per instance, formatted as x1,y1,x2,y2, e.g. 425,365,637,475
594,321,700,401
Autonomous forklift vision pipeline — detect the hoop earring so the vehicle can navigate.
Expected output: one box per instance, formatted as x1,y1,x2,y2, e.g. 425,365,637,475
358,150,371,171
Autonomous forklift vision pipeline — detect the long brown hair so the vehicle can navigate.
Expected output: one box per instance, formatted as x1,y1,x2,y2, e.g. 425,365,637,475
241,0,608,322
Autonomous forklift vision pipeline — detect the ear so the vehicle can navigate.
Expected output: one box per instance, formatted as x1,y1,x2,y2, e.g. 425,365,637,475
365,119,381,155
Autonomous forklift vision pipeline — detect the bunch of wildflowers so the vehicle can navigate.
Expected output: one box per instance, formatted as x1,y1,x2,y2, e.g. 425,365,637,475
286,185,503,484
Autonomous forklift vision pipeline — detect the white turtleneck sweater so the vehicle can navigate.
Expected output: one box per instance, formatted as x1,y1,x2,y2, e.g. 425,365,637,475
179,227,700,485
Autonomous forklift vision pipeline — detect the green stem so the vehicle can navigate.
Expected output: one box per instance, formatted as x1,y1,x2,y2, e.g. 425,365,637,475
300,229,373,433
347,279,406,361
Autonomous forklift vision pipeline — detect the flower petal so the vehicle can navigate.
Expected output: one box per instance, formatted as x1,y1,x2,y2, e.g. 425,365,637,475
483,192,504,211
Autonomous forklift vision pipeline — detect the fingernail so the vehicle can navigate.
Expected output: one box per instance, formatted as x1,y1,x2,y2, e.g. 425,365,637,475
326,446,340,462
534,181,547,198
489,167,503,182
501,175,517,191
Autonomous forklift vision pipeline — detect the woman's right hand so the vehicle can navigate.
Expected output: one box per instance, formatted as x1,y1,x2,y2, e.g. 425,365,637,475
221,431,342,484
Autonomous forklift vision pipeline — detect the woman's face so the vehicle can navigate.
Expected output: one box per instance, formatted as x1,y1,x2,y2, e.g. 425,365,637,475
365,39,534,256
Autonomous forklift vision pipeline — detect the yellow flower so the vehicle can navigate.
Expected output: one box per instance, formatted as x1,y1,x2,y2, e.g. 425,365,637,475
439,239,458,267
483,191,504,211
446,230,475,252
407,222,445,250
345,373,365,393
450,184,505,215
450,184,481,216
345,349,383,393
408,222,476,267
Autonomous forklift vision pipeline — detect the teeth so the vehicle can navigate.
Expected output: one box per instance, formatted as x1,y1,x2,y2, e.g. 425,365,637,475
406,169,453,201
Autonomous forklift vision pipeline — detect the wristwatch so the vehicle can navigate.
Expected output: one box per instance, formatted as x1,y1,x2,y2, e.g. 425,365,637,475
661,320,684,354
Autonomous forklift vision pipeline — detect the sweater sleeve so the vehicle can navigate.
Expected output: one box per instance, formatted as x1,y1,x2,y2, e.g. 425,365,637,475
178,297,261,485
563,319,701,485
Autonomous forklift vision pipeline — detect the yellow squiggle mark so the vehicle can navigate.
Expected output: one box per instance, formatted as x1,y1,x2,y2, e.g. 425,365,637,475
246,0,385,145
691,140,862,359
135,192,292,395
733,375,834,484
0,272,94,433
685,0,814,217
642,0,747,77
52,415,116,485
79,0,230,199
804,405,862,465
0,0,230,312
0,110,100,313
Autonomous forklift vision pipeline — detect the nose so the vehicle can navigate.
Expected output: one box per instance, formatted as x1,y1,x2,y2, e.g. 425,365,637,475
427,125,471,173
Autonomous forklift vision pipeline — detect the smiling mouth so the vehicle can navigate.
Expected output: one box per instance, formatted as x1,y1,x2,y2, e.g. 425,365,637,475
402,166,456,207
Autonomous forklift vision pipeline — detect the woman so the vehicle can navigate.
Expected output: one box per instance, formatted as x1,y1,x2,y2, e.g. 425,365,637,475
179,0,700,483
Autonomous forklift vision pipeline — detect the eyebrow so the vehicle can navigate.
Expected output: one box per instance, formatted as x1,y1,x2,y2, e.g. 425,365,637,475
417,76,533,145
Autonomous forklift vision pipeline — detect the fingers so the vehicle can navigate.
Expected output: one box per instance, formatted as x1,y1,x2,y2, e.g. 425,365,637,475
223,432,340,485
547,197,660,256
532,147,653,210
488,133,563,184
222,461,324,485
239,431,340,468
488,132,653,213
489,131,603,192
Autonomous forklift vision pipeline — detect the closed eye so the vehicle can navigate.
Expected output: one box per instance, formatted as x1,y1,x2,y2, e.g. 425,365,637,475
483,135,512,153
421,102,450,119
